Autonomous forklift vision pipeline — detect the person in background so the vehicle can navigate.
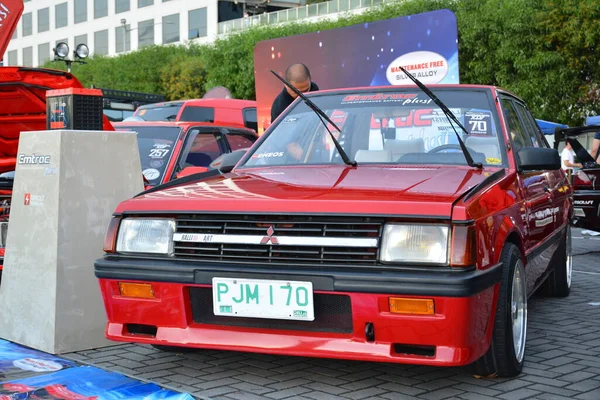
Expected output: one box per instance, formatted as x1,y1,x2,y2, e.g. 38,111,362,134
561,141,582,171
590,131,600,162
270,63,319,122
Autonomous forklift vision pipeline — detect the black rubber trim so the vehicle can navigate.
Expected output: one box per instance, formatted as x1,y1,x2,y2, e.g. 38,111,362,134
526,225,565,263
134,169,224,197
17,67,73,78
94,258,503,297
462,168,506,203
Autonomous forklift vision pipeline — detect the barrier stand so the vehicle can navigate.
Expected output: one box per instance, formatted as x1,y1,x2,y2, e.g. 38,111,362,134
0,129,144,354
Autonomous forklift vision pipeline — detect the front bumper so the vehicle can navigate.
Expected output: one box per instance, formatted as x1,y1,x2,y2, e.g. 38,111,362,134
95,258,502,366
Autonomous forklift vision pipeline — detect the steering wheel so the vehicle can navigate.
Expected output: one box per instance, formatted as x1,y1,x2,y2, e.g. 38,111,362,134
428,144,464,153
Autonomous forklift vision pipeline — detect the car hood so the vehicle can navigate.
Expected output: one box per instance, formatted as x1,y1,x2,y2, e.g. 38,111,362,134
0,67,92,172
119,165,500,217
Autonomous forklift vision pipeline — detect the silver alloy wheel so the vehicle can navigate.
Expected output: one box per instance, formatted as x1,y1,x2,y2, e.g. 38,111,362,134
511,259,527,364
566,226,573,288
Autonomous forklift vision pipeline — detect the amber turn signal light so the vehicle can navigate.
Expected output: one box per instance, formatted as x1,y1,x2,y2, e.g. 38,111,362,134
389,297,435,315
450,224,477,267
103,216,122,253
118,282,155,299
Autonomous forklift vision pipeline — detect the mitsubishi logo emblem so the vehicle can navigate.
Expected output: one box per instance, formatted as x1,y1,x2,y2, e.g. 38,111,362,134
260,226,278,245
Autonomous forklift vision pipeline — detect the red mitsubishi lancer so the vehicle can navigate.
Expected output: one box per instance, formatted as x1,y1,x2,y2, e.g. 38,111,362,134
96,74,572,378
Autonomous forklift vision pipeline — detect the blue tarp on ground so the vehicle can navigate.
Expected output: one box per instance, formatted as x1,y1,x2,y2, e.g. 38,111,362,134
0,339,194,399
536,119,569,135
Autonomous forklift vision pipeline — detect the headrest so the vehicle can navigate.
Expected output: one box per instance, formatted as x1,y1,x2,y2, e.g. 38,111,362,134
354,149,393,163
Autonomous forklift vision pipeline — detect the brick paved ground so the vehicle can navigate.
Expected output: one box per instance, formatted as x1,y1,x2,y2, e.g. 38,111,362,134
64,228,600,400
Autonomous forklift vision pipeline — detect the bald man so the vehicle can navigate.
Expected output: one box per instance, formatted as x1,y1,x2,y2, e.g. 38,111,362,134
270,63,320,122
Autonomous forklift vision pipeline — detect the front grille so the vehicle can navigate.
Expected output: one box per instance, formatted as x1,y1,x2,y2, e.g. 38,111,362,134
189,287,353,333
173,214,383,265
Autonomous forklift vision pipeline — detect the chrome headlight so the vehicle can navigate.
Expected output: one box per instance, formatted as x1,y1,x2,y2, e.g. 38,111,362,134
116,218,175,255
380,224,449,264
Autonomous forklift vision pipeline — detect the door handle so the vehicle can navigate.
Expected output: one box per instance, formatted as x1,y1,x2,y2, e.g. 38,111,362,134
543,185,551,193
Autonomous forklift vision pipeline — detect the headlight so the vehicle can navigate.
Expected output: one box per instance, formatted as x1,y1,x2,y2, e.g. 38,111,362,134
116,218,175,255
380,224,449,264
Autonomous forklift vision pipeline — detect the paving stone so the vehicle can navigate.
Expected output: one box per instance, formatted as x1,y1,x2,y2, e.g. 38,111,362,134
498,388,542,400
263,386,312,399
420,388,465,400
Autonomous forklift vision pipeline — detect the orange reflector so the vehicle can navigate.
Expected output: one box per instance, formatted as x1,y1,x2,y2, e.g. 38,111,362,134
118,282,155,299
389,297,435,315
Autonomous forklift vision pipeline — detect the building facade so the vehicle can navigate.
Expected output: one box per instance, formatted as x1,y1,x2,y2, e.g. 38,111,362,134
5,0,215,67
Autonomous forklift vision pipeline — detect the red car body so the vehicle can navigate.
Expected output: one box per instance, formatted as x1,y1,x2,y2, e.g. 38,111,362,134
0,0,114,278
132,99,257,131
96,85,572,377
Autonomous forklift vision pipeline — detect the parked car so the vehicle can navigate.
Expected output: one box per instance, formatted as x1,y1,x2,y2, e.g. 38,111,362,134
552,125,600,232
112,121,258,186
131,99,257,132
96,82,572,378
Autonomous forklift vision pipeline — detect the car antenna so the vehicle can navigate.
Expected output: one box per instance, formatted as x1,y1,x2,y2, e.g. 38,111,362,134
269,70,357,167
397,66,482,169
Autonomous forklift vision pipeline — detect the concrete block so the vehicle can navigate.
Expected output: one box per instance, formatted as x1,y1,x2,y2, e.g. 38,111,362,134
0,130,144,354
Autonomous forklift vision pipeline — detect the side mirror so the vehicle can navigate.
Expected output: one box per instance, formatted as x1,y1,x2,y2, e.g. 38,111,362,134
518,147,561,171
218,150,246,174
176,166,209,179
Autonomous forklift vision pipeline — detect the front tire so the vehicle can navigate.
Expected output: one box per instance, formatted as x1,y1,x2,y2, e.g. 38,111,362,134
473,243,527,378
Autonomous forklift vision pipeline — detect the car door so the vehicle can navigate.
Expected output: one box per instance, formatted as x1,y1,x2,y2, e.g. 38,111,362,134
513,101,569,235
500,97,554,294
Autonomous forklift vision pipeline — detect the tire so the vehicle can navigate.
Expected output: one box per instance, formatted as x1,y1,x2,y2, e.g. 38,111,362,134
540,226,572,297
473,243,527,378
151,344,197,353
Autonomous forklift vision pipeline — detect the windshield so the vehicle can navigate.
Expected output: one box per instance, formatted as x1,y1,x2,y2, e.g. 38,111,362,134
242,89,504,168
134,103,183,121
119,125,182,185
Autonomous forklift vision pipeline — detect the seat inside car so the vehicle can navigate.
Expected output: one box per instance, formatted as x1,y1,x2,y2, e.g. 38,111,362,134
464,136,501,160
384,138,425,160
354,149,393,163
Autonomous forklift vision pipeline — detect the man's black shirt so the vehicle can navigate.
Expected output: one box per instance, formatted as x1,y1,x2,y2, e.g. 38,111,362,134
270,82,319,122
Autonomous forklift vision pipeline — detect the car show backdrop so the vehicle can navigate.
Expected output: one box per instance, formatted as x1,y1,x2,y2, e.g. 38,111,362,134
0,339,193,399
253,9,460,133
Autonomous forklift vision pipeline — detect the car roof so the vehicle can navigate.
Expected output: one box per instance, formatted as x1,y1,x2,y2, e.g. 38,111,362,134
113,120,258,135
138,98,257,109
303,84,518,100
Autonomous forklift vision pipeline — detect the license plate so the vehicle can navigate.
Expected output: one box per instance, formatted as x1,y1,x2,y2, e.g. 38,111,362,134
574,208,586,217
212,277,315,321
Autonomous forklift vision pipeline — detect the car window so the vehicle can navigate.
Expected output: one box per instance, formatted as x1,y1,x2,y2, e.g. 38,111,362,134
227,134,255,151
135,103,183,121
180,106,215,123
183,133,222,168
243,108,258,131
117,125,181,185
513,102,548,149
500,98,533,154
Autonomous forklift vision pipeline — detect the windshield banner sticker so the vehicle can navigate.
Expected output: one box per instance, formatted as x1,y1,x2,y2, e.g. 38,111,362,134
341,93,433,106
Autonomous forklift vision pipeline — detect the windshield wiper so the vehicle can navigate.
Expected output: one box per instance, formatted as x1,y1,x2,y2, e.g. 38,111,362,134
397,66,482,169
270,70,356,167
